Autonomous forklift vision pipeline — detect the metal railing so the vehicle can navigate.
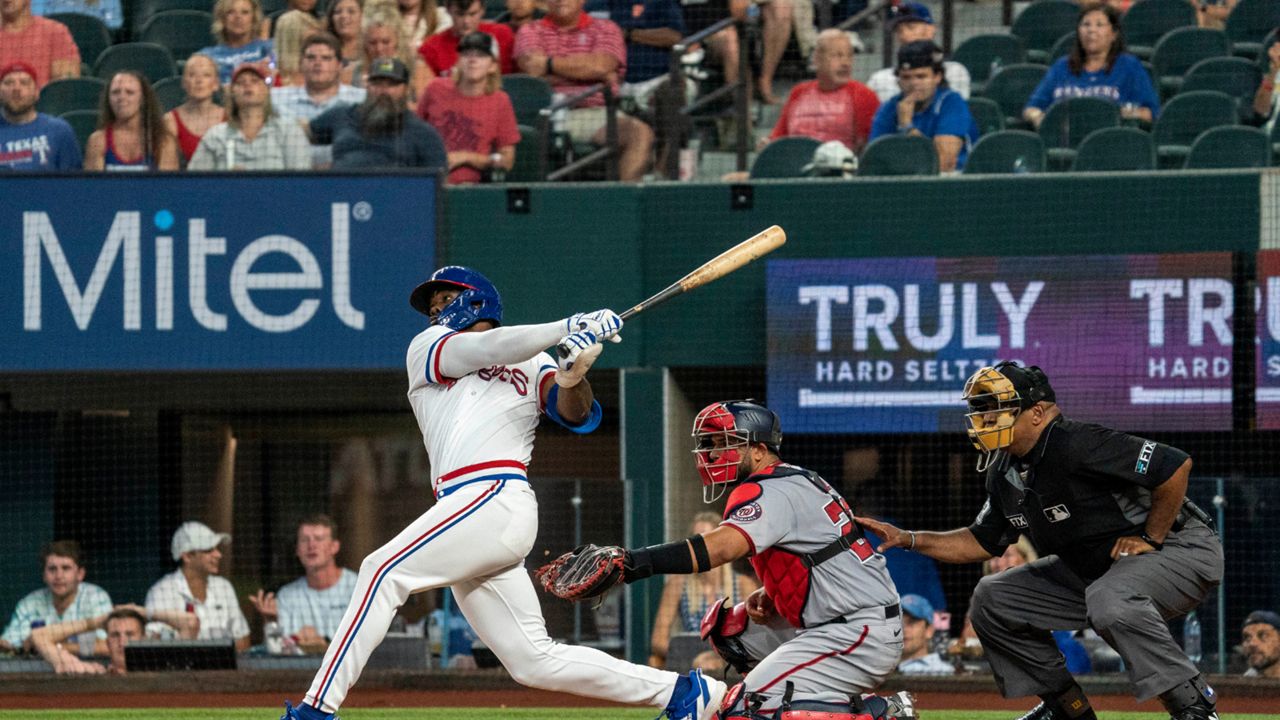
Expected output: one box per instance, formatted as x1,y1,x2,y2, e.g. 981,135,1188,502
538,82,619,181
661,17,752,179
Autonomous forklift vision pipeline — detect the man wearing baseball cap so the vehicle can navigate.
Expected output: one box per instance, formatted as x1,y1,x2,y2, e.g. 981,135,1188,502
1242,610,1280,678
189,63,311,170
868,40,979,172
0,61,82,170
866,2,969,103
144,521,251,652
897,594,955,675
308,56,447,169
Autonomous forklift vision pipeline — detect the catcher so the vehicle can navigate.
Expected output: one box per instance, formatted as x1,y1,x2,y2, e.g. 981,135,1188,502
538,400,915,720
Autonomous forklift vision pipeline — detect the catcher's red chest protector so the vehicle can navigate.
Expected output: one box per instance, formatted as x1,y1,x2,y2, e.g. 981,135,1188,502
751,547,811,628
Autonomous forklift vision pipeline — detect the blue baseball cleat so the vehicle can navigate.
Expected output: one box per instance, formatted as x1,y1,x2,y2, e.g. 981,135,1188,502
660,668,727,720
280,700,337,720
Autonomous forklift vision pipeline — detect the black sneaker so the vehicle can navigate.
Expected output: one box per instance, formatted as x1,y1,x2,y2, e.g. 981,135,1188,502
1015,703,1062,720
1169,701,1219,720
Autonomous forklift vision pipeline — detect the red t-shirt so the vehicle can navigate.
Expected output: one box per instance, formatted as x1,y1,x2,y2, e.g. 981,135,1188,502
0,17,81,89
770,80,880,152
416,77,520,184
418,23,517,76
512,14,626,108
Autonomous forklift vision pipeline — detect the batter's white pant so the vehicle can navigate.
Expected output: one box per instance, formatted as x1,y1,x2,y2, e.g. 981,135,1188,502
303,478,680,713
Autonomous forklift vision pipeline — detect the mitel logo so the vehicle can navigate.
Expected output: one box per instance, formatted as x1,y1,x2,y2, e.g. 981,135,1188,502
1135,440,1156,474
22,203,366,333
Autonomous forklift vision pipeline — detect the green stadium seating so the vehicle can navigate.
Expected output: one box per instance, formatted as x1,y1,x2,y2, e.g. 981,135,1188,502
748,137,820,179
131,0,215,40
1010,0,1079,64
1152,90,1237,167
1181,56,1261,122
139,11,216,64
47,13,112,69
507,124,542,182
1183,125,1270,169
1037,96,1120,169
980,63,1048,127
501,74,553,127
1124,0,1197,60
1048,31,1075,63
151,76,186,111
1152,27,1231,97
964,130,1045,174
1224,0,1280,60
952,34,1025,94
37,77,106,116
1071,127,1156,171
859,134,939,177
58,109,99,152
93,42,178,83
967,97,1006,137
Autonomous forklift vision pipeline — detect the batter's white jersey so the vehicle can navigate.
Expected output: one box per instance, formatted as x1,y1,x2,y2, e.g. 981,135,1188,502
406,325,557,497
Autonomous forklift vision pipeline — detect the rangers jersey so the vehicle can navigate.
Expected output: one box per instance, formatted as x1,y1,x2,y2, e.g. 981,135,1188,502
721,463,899,628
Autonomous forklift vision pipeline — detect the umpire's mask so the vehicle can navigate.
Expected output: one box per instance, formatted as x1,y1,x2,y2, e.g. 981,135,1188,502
962,362,1054,471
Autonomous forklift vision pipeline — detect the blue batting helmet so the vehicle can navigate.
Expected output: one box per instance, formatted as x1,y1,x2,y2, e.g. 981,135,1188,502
409,266,503,330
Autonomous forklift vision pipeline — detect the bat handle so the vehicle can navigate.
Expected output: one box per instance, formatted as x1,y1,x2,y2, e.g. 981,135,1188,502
556,307,640,359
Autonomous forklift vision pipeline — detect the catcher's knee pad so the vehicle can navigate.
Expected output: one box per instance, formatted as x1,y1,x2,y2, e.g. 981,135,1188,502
776,682,873,720
700,596,753,674
719,682,769,720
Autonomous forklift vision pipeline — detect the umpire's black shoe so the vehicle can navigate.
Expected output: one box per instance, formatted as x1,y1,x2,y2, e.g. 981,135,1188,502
1014,702,1061,720
1168,701,1219,720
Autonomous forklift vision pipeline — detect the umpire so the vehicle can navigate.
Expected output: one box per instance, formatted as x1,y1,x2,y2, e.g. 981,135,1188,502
857,362,1223,720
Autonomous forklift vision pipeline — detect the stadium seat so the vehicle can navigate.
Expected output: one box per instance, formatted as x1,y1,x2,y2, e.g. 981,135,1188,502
1070,127,1156,171
1048,31,1075,63
151,76,186,111
93,43,178,83
952,34,1025,95
36,76,105,116
47,13,112,70
749,137,820,179
1124,0,1197,60
507,124,542,182
1010,0,1079,64
1181,57,1260,122
1037,96,1120,169
1152,90,1237,167
260,0,287,15
131,0,215,39
58,109,99,152
1183,125,1270,169
139,11,216,63
1151,27,1231,98
858,134,938,177
980,63,1048,127
967,97,1005,137
502,74,553,127
1224,0,1280,60
964,130,1045,174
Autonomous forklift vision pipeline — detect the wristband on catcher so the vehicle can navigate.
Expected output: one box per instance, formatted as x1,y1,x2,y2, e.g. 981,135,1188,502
624,534,709,583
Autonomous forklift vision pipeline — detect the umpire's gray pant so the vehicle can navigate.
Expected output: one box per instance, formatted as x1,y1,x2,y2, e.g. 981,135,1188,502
969,523,1222,702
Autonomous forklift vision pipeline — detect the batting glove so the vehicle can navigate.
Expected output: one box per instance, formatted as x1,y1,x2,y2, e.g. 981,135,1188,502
566,310,623,344
557,331,604,386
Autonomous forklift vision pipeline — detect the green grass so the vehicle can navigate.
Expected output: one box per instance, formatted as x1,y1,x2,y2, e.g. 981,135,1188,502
0,711,1268,720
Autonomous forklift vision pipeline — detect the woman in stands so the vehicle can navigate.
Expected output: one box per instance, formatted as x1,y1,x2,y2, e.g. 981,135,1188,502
273,9,325,86
164,54,226,167
415,30,518,183
350,7,431,99
1022,3,1159,129
323,0,365,84
398,0,451,49
1256,32,1280,135
200,0,276,85
84,70,179,170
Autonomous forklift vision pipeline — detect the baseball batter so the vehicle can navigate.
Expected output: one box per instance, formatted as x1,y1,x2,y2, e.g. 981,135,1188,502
282,266,724,720
859,362,1224,720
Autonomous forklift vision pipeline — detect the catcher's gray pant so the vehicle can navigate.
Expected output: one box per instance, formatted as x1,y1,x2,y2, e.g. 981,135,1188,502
970,522,1222,702
732,605,904,712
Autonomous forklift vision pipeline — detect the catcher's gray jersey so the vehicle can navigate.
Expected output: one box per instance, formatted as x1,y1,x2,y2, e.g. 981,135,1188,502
721,463,899,628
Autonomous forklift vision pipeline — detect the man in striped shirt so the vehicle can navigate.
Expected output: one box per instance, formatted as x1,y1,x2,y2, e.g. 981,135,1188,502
514,0,653,180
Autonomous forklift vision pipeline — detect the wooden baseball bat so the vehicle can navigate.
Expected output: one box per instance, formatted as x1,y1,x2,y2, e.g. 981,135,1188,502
557,225,787,358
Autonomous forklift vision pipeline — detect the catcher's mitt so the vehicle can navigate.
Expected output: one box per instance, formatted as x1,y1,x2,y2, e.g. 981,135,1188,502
534,544,628,603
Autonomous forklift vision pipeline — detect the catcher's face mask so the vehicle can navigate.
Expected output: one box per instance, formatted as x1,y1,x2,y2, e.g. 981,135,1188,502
692,404,751,503
962,366,1023,470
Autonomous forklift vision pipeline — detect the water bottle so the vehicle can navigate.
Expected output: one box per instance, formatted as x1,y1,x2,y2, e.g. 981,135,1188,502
1013,157,1028,175
264,620,284,655
1183,610,1202,666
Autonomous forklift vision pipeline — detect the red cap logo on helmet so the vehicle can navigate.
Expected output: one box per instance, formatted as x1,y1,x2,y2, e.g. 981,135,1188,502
691,403,750,501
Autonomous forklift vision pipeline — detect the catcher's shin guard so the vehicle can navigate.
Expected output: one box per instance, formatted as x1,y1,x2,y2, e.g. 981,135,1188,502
720,682,769,720
700,597,754,674
777,682,873,720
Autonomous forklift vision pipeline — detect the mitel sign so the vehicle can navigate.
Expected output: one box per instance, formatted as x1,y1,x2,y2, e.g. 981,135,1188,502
2,174,438,370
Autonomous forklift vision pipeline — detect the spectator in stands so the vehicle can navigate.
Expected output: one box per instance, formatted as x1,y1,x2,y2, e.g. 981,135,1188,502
274,33,366,166
0,61,81,170
399,0,451,48
307,56,447,167
769,28,878,153
585,0,686,112
165,54,226,167
248,515,358,654
677,0,746,89
1196,0,1237,31
265,0,321,37
1255,32,1279,135
757,0,817,106
647,512,758,671
420,0,517,77
867,2,969,103
201,0,276,85
144,521,251,652
84,71,180,170
505,0,543,32
1242,610,1280,678
0,0,80,89
29,605,198,674
515,0,654,180
869,40,978,172
416,31,519,183
0,541,112,653
324,0,365,81
352,8,431,98
898,594,955,675
190,63,312,169
1023,3,1158,129
274,9,326,86
32,0,122,32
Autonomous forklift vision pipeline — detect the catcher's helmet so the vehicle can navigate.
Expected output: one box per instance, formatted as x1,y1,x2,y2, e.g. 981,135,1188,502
962,361,1054,470
409,266,503,330
691,400,782,503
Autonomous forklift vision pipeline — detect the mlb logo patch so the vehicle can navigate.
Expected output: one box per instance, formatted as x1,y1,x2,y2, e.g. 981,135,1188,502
1006,514,1029,529
1135,440,1156,474
731,502,762,522
1043,504,1071,523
